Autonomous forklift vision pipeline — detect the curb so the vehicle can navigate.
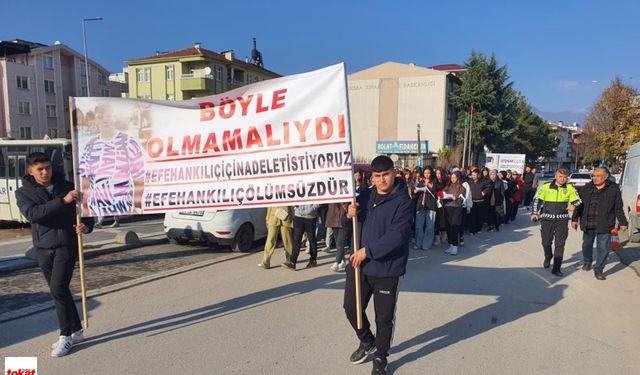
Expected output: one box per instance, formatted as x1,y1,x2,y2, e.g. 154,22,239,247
0,233,168,273
0,250,256,324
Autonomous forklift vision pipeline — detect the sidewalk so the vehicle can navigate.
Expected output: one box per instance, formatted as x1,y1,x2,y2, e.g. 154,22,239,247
0,218,168,273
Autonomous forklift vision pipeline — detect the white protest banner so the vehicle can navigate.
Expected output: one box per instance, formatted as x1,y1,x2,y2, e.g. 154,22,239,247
72,63,354,217
485,153,526,174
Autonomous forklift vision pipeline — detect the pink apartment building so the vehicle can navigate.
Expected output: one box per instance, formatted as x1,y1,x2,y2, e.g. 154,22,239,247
0,39,122,139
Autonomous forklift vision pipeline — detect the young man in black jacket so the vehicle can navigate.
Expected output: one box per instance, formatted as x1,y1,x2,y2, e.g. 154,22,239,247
571,168,628,280
16,152,94,357
344,155,414,375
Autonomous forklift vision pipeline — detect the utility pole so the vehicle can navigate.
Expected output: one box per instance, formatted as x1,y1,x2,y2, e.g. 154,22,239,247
462,109,469,167
467,104,474,166
416,124,422,168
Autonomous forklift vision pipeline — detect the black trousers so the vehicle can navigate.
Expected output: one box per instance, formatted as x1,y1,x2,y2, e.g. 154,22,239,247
510,200,521,221
37,246,82,336
344,265,401,359
445,206,464,246
291,217,318,263
504,199,513,223
522,186,532,206
470,201,484,233
540,220,569,269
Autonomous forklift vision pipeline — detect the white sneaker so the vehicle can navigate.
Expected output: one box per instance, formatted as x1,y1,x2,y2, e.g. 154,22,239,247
51,335,73,357
330,262,339,272
337,260,347,272
51,330,84,349
446,246,458,256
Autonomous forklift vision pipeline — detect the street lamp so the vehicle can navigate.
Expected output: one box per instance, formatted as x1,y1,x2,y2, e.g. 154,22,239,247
82,17,102,97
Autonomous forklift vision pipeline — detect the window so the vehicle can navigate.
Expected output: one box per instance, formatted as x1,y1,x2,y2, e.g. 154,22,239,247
18,101,31,115
447,104,454,120
81,86,88,97
98,73,107,85
101,89,110,97
20,127,32,139
166,65,174,80
43,55,54,69
48,128,59,138
16,76,29,89
44,80,55,93
46,104,57,117
215,66,222,81
80,63,87,76
446,129,452,146
167,94,175,101
136,68,143,82
144,67,151,82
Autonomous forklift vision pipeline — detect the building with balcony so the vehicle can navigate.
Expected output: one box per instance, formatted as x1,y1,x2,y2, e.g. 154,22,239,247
347,62,464,166
126,42,280,101
542,121,582,171
0,39,122,139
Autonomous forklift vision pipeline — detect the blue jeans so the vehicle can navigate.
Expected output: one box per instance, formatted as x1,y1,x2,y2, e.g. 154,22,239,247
582,229,611,273
415,210,436,249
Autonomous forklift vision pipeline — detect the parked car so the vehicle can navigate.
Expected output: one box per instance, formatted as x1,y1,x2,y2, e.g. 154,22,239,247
620,141,640,242
163,207,268,252
568,173,591,187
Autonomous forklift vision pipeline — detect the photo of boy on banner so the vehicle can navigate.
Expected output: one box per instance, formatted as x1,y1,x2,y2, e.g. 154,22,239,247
77,102,147,217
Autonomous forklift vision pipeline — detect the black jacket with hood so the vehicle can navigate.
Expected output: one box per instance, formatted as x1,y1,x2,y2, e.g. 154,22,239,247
16,173,94,249
357,178,414,278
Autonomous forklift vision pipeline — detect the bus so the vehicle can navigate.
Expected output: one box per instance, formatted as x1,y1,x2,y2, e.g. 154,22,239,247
0,139,73,222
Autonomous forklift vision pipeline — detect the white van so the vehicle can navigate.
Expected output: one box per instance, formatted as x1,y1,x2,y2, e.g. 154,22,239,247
620,141,640,242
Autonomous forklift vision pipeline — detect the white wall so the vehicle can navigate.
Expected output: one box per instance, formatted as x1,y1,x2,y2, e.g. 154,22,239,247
348,79,380,161
397,75,446,154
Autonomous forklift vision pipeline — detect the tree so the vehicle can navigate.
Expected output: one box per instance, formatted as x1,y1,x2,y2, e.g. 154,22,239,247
502,95,559,164
453,51,518,165
583,78,640,167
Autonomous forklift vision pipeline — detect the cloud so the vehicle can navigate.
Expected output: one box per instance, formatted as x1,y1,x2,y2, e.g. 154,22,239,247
555,80,581,92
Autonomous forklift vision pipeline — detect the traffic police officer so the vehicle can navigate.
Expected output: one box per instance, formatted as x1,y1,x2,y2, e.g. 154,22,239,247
531,168,582,276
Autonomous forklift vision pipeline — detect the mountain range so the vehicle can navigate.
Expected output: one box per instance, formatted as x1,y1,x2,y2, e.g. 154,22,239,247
532,106,588,127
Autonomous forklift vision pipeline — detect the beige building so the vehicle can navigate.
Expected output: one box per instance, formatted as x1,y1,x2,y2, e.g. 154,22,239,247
348,62,464,166
0,39,122,139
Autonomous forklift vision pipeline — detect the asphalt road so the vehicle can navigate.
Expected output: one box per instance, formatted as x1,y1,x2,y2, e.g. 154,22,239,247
1,211,639,374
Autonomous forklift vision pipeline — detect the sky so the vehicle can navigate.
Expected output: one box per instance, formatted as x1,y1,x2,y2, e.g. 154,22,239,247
4,0,639,122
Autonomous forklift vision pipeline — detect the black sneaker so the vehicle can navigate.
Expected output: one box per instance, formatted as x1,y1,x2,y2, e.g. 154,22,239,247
551,269,564,277
371,357,388,375
349,341,375,365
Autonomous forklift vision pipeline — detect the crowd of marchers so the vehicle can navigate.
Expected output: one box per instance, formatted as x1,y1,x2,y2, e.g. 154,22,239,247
258,164,626,282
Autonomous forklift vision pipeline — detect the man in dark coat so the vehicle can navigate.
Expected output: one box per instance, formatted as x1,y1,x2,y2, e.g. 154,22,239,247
344,155,414,375
16,152,94,357
571,168,628,280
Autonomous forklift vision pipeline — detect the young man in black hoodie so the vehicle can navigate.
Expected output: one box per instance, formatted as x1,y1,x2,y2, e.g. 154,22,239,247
344,155,414,375
16,152,94,357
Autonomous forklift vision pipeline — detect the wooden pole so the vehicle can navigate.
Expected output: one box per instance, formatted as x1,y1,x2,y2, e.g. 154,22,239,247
68,97,89,329
340,63,363,329
351,203,363,329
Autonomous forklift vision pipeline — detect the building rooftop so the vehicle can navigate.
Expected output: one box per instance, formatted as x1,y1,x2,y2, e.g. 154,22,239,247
428,63,466,72
128,45,280,77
